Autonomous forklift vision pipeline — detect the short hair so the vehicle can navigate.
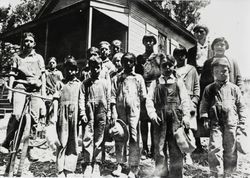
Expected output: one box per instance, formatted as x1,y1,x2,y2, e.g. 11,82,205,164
211,37,229,50
48,57,57,63
64,55,77,68
87,47,100,58
112,40,122,47
88,56,102,66
112,52,123,63
23,32,35,40
121,52,136,64
99,41,110,48
173,47,187,58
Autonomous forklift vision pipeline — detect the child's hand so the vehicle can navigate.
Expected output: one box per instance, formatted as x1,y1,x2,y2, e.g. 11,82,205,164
202,117,210,130
151,115,161,125
80,115,88,123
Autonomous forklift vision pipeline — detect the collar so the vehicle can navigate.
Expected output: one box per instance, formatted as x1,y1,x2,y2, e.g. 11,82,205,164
215,79,229,87
48,68,58,73
197,40,209,49
103,58,110,63
20,49,36,57
158,74,176,84
121,71,136,77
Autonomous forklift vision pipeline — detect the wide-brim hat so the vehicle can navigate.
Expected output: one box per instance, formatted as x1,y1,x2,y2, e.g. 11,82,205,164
142,34,157,45
109,119,129,143
193,24,209,34
211,57,230,69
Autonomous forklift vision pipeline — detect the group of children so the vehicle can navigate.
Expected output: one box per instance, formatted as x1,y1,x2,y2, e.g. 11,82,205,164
0,31,248,178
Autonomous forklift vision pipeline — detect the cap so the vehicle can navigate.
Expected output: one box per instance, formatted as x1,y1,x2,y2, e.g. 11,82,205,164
211,57,230,69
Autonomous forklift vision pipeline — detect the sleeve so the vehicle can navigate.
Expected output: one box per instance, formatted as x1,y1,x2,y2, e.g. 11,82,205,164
177,79,190,117
233,60,243,93
111,76,117,104
145,80,157,119
191,68,200,106
59,71,64,81
199,86,211,118
9,55,18,76
79,83,86,117
38,55,45,73
53,81,63,100
105,80,111,118
139,75,147,101
235,86,247,128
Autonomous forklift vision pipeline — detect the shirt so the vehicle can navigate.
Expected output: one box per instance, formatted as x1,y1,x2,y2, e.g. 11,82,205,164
196,40,209,67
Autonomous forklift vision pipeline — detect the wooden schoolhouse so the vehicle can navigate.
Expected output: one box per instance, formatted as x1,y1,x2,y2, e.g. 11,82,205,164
0,0,195,65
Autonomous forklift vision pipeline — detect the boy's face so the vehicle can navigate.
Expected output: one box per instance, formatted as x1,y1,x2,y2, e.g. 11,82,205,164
23,36,35,50
161,62,175,77
100,44,111,59
122,57,134,73
113,56,122,70
213,41,227,56
112,45,121,55
65,65,78,79
175,54,186,66
90,62,102,79
48,60,57,69
213,65,229,82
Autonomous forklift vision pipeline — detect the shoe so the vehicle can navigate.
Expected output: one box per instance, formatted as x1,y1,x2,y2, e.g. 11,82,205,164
112,164,122,177
28,147,39,162
83,165,93,177
92,163,100,177
0,146,9,154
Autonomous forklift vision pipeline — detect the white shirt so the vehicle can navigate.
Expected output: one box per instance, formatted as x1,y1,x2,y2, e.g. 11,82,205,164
196,40,209,67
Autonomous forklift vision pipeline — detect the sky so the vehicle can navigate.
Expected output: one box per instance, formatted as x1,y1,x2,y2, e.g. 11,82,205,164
1,0,250,78
199,0,250,78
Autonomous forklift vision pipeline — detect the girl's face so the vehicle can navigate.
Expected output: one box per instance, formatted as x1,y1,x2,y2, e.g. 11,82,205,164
161,62,175,77
213,41,227,56
122,57,134,73
23,36,35,51
175,54,186,67
90,63,102,79
213,65,229,82
100,44,111,59
48,60,57,69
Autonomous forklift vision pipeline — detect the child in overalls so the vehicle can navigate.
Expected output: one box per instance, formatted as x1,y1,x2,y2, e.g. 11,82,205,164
52,56,81,177
146,55,190,178
200,57,247,178
111,52,147,178
79,56,111,176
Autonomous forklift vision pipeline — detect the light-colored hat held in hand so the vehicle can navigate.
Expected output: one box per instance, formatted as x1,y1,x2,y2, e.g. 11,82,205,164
109,119,129,143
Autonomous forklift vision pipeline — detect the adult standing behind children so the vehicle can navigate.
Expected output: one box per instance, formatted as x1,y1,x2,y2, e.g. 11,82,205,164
187,24,213,75
0,32,46,162
135,34,163,159
200,57,247,177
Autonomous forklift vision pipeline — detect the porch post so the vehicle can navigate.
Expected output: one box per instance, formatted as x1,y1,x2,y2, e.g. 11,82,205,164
87,6,93,49
45,22,49,62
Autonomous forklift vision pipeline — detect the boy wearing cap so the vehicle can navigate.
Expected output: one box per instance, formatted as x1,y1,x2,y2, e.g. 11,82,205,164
200,57,247,177
111,52,147,178
52,55,81,177
135,34,163,159
146,55,190,178
79,56,111,176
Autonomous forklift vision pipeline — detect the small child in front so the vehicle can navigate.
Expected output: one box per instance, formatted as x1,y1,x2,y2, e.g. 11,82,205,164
200,57,247,178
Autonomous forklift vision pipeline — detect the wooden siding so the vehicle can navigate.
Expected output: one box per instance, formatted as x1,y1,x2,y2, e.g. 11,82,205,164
128,17,145,56
51,0,83,14
130,1,193,49
94,0,128,7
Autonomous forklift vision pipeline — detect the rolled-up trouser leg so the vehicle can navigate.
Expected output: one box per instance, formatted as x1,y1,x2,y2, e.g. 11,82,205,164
223,125,237,176
208,126,224,176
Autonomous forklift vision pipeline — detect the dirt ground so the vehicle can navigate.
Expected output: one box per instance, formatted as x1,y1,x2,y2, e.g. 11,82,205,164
0,83,250,177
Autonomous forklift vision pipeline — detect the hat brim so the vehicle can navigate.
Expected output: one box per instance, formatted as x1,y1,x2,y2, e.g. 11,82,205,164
116,119,129,143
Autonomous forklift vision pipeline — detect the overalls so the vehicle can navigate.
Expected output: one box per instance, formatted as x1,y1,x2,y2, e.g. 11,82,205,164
56,79,81,172
153,80,184,178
